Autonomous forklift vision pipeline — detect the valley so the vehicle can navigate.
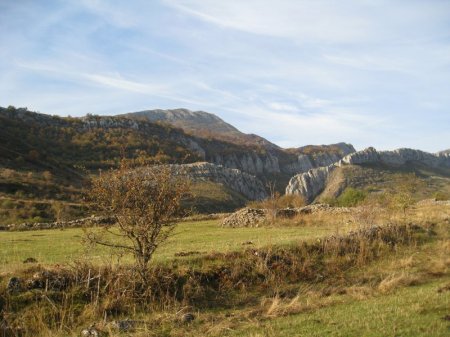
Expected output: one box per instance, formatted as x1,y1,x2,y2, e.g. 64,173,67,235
0,106,449,337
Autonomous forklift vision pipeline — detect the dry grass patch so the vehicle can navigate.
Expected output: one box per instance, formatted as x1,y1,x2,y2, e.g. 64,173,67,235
378,273,421,294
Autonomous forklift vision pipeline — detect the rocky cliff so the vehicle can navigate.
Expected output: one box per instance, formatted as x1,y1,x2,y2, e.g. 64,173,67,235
341,147,450,168
206,142,355,176
168,162,268,200
286,147,450,202
286,166,334,202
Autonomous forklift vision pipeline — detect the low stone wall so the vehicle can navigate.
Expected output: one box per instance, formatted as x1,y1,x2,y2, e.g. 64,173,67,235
221,204,353,227
221,208,268,228
416,199,450,206
0,216,114,232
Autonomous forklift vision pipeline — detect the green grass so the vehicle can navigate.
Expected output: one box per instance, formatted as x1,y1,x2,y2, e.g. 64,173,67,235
1,208,448,337
0,219,350,272
230,277,450,337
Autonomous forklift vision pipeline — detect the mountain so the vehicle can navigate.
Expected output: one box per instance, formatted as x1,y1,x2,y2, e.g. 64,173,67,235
0,106,355,222
122,108,278,149
286,147,450,203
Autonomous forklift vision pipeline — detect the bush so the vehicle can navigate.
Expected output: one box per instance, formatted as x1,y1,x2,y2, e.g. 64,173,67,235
247,194,305,210
336,188,367,207
433,191,449,201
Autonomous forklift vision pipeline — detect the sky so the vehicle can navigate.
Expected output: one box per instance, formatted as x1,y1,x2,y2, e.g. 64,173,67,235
1,0,450,152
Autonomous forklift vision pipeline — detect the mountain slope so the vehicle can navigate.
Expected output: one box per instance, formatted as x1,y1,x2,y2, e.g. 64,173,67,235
1,107,354,178
0,106,356,220
122,108,278,149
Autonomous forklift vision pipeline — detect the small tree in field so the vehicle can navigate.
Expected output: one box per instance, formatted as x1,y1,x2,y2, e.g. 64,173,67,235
86,161,190,283
390,173,425,216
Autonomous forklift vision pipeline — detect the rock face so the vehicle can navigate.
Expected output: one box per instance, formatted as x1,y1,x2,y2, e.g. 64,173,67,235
341,147,450,168
286,147,450,202
168,162,268,200
209,142,355,176
210,152,281,175
285,166,334,202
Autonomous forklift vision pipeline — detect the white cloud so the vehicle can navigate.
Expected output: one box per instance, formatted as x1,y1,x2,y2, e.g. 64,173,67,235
2,0,450,151
164,0,371,43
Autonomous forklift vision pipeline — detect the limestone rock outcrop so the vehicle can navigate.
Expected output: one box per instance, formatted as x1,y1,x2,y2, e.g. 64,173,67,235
341,147,450,168
285,166,334,202
168,162,268,200
286,147,450,203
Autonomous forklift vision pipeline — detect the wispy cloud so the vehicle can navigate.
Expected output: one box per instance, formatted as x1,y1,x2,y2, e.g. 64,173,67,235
1,0,450,151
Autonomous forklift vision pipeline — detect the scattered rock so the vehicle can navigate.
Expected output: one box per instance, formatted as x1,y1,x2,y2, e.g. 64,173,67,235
181,313,195,323
174,251,202,257
417,199,450,207
222,204,352,227
221,208,267,227
111,319,141,332
6,277,22,292
25,269,70,291
4,216,115,232
23,257,38,264
80,326,100,337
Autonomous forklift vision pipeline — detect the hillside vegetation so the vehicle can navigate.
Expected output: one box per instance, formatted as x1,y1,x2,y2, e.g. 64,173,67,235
0,106,354,223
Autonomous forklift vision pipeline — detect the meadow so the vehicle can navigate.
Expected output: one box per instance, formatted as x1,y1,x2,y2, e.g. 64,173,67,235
0,204,449,337
0,215,357,272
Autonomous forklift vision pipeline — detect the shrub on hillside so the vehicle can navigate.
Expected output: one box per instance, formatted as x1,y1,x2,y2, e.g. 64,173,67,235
433,191,449,201
336,187,367,207
247,194,305,210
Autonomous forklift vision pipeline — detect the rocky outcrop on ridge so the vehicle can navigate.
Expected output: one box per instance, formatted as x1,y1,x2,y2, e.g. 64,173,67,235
341,147,450,168
209,142,355,176
168,162,268,200
286,147,450,203
0,107,354,178
285,166,334,202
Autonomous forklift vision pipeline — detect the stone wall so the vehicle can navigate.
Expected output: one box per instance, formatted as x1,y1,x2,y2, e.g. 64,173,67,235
0,216,114,231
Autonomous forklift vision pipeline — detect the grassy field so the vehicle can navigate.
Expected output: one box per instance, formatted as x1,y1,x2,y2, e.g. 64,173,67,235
230,277,450,337
0,205,449,337
0,216,356,272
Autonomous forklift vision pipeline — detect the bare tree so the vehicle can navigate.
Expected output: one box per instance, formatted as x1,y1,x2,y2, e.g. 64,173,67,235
86,161,190,283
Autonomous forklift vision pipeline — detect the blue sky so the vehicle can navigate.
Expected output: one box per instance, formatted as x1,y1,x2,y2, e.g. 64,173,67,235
1,0,449,152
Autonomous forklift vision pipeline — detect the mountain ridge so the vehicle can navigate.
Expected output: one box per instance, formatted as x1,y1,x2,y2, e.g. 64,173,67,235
286,147,450,202
121,108,280,150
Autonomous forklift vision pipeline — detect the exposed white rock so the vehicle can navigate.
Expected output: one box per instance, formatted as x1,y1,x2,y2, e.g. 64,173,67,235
286,165,336,202
286,147,450,203
168,162,267,200
341,147,450,168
